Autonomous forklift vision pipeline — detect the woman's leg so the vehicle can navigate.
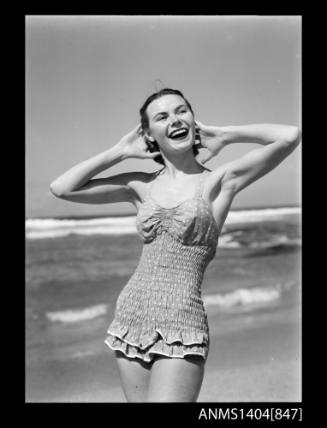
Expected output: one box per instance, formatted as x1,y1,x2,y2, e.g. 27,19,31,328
147,355,205,402
115,351,152,402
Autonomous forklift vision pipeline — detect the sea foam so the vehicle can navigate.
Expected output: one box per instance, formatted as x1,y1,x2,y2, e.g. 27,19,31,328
203,281,296,310
46,304,108,323
203,286,281,309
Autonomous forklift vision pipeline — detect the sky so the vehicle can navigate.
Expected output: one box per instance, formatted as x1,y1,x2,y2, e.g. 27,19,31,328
26,15,301,218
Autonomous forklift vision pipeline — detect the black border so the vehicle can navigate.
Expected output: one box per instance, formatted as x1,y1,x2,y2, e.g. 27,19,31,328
23,8,306,423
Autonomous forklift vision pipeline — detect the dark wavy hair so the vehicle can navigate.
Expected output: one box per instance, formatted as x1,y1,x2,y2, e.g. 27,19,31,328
139,88,200,165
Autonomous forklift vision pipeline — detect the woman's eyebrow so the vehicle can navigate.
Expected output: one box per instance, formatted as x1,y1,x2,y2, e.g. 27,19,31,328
152,104,187,119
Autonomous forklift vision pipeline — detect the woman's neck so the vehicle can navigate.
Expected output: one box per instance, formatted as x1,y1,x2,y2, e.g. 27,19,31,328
160,152,205,179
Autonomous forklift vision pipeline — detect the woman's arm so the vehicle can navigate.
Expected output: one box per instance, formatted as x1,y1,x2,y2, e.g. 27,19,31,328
50,125,160,204
197,122,301,194
220,124,301,193
50,144,126,198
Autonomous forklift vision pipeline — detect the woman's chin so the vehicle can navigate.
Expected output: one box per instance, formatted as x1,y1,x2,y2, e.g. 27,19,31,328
170,136,194,150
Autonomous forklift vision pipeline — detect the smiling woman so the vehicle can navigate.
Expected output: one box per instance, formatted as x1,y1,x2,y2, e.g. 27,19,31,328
139,88,201,166
50,86,301,403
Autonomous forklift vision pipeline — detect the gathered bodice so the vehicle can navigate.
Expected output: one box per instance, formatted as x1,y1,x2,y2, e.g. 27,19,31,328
136,169,219,248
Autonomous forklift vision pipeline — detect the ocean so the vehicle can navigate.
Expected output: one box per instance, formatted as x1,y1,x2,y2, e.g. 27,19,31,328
25,206,301,401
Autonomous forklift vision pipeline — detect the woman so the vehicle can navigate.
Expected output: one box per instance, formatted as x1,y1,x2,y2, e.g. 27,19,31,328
50,88,301,402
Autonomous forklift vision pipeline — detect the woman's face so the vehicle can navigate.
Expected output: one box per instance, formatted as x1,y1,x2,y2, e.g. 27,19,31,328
145,94,196,154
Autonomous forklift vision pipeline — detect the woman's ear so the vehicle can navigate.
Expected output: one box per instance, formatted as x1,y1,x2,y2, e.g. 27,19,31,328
144,132,155,142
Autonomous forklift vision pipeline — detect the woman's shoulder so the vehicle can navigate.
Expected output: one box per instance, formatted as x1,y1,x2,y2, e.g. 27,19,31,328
127,170,164,207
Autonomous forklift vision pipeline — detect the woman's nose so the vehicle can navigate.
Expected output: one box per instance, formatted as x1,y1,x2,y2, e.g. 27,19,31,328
170,115,182,127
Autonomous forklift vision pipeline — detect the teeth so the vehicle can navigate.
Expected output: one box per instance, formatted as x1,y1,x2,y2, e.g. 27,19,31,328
170,129,188,138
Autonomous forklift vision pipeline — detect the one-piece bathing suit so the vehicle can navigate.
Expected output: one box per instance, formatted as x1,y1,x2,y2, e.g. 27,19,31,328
105,168,219,362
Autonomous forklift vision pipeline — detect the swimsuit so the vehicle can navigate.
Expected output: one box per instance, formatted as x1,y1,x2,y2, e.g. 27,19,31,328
105,169,219,363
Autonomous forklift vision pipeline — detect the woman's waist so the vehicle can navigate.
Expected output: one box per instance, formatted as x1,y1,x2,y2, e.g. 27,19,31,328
128,247,207,286
132,261,205,285
122,269,205,302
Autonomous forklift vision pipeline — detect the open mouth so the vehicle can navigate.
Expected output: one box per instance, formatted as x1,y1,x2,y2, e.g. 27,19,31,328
168,128,189,140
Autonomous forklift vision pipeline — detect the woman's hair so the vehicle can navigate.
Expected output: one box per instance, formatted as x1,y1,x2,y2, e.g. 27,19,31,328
139,88,200,165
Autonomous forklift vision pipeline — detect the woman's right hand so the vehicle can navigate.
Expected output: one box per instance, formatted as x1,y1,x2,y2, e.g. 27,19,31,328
117,125,161,160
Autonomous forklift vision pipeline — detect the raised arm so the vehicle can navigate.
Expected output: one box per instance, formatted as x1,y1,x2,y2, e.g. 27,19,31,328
50,125,160,204
197,122,301,194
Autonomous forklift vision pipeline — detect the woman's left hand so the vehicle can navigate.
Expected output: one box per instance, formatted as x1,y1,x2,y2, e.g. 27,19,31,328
195,120,226,164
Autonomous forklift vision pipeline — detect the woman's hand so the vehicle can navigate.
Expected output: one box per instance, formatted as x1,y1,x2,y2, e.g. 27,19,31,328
195,120,227,164
117,125,161,160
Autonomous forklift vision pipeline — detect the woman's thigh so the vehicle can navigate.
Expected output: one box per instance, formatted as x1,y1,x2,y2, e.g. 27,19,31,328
115,351,152,402
147,355,205,402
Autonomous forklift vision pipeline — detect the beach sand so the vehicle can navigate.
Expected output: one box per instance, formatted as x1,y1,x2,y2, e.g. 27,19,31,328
26,298,301,403
199,305,301,402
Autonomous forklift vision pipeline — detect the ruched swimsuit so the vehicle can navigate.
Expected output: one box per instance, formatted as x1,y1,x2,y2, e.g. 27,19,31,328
105,169,219,362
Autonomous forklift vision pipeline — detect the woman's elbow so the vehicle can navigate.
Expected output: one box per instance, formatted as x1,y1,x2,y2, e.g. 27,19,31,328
49,181,66,198
286,126,302,146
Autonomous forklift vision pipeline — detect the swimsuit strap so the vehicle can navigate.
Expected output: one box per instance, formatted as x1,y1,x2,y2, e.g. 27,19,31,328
194,170,209,199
